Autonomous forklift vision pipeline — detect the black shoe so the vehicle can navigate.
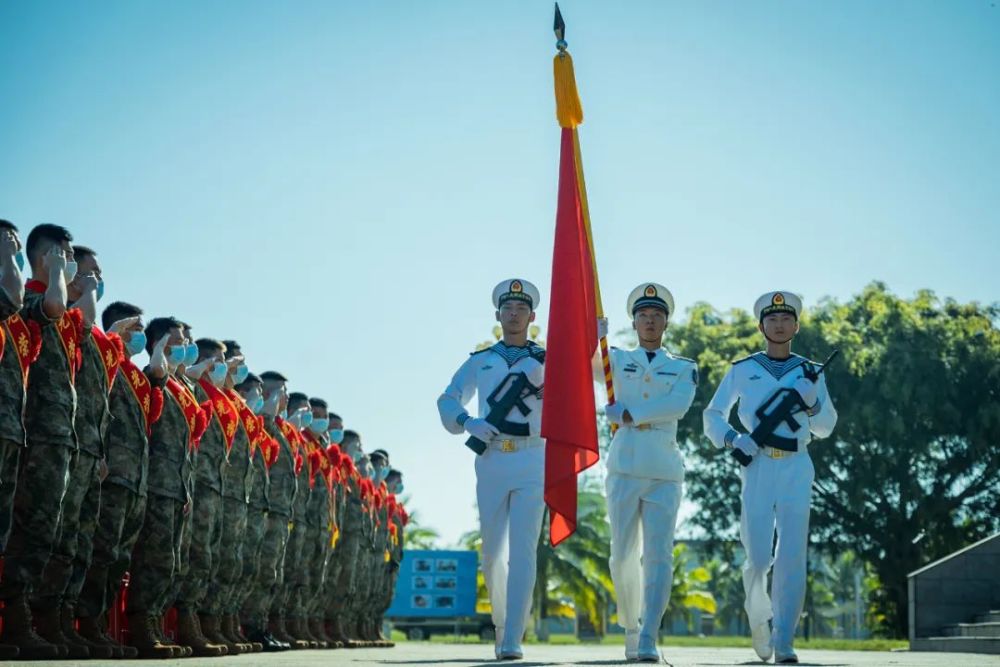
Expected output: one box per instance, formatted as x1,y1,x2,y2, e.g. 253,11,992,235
247,627,285,652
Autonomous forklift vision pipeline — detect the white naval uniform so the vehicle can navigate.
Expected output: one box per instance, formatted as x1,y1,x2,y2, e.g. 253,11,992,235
703,352,837,654
437,342,546,654
599,347,698,639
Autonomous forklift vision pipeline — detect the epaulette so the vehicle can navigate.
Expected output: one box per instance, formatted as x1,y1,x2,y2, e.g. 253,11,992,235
671,354,696,365
469,347,492,357
731,353,756,366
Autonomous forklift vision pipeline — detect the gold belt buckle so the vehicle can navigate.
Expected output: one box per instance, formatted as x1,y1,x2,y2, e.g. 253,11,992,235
501,439,516,453
636,424,651,431
769,448,786,459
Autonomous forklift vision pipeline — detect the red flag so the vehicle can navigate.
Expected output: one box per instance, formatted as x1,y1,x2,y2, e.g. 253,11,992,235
542,127,601,546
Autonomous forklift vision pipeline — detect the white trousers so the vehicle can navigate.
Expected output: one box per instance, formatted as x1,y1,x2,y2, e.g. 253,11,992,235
474,444,545,649
740,452,814,652
606,473,682,637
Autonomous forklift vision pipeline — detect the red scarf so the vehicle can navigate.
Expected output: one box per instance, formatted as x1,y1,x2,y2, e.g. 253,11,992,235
119,358,164,436
90,326,123,390
2,314,40,384
166,378,208,450
25,280,83,381
198,378,239,451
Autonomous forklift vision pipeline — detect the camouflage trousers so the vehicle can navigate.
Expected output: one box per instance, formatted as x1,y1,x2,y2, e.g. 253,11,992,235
34,450,102,611
175,482,223,613
298,522,328,618
277,516,307,618
203,497,247,616
241,512,288,626
347,543,375,621
326,531,362,619
126,493,185,615
321,547,344,621
77,483,146,618
0,438,21,553
233,506,267,613
0,442,74,601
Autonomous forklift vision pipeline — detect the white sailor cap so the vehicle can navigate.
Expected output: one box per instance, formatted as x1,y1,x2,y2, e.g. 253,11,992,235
754,291,803,321
627,283,674,320
492,278,540,310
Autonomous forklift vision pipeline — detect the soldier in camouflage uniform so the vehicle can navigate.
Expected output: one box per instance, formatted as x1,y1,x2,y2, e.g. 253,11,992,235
231,371,275,649
173,337,231,656
278,392,313,648
298,397,335,648
126,316,201,659
75,303,166,659
378,468,406,645
33,245,112,659
243,371,297,650
0,220,26,661
0,224,83,660
199,340,257,653
327,440,366,646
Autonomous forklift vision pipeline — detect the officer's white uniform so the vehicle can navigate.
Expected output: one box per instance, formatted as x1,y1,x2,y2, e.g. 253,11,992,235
599,284,697,662
703,291,837,663
437,279,545,660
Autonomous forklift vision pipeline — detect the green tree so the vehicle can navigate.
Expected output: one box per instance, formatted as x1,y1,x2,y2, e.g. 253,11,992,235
666,283,1000,637
403,509,441,550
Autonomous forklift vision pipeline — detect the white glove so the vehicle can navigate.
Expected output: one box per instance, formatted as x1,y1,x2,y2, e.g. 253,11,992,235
793,377,819,407
464,418,499,442
597,317,609,340
605,402,626,425
734,433,759,458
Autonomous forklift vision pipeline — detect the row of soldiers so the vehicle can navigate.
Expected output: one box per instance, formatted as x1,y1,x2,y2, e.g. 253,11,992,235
0,221,408,660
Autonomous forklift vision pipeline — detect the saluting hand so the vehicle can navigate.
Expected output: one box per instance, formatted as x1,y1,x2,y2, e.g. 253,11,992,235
44,246,67,273
150,333,171,373
74,271,99,295
107,316,142,336
0,230,17,259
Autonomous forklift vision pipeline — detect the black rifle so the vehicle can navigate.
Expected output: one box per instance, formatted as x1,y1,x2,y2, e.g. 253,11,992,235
731,349,839,467
465,372,542,455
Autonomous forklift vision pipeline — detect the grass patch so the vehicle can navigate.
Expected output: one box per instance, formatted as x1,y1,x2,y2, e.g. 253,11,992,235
397,633,906,651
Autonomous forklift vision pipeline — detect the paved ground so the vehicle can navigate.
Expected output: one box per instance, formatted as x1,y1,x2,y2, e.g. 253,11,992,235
20,643,1000,666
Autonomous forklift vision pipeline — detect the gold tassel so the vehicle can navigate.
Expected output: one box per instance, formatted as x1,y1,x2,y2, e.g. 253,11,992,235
553,51,583,129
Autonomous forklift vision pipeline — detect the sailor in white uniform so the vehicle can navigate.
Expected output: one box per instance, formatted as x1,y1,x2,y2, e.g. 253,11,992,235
596,283,698,662
703,291,838,664
437,279,546,661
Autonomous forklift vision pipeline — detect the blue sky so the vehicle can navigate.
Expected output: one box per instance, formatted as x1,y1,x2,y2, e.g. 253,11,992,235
2,1,998,546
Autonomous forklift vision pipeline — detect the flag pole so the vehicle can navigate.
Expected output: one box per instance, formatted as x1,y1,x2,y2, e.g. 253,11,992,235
553,4,615,416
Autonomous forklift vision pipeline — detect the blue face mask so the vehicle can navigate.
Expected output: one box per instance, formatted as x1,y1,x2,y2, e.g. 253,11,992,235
15,252,25,272
209,362,228,384
300,411,313,428
310,417,330,433
96,280,105,302
247,394,264,414
234,364,249,384
278,408,287,420
168,346,186,366
184,344,199,367
125,331,147,357
329,429,344,444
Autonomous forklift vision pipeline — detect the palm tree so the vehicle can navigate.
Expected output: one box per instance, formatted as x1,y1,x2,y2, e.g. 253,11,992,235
403,509,441,550
666,543,717,633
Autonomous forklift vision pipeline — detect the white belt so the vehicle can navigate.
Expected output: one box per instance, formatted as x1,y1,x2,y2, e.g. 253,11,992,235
487,436,544,453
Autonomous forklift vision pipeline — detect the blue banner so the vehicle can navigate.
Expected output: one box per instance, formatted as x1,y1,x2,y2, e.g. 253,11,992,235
387,550,478,617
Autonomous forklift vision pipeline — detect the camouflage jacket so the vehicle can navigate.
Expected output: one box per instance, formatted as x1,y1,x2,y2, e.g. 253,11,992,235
21,288,78,448
263,416,297,518
74,332,111,457
191,381,226,494
105,363,159,496
0,291,27,445
147,378,193,503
